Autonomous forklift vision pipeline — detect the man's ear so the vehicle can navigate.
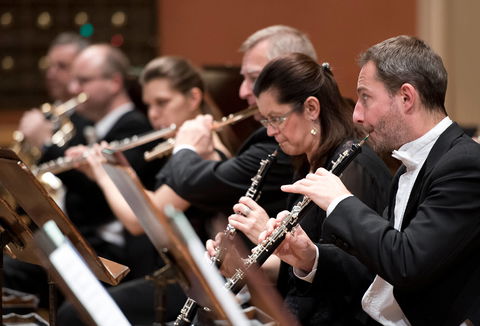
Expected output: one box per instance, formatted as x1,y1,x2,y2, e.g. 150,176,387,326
109,73,124,93
398,83,417,113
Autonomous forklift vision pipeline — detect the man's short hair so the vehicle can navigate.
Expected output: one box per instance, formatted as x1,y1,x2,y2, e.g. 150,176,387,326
359,35,448,113
90,44,130,81
240,25,317,61
49,32,90,54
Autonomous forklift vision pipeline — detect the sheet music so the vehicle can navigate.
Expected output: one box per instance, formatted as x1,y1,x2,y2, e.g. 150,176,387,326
44,221,131,326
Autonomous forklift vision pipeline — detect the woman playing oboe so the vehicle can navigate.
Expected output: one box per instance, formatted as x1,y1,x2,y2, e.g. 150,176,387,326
207,53,391,325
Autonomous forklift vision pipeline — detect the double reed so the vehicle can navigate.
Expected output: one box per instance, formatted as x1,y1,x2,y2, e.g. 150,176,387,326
224,136,369,294
174,149,278,326
32,124,176,176
144,106,258,161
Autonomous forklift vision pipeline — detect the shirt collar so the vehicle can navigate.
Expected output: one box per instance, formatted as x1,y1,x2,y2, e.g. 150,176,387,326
392,117,453,170
95,102,134,140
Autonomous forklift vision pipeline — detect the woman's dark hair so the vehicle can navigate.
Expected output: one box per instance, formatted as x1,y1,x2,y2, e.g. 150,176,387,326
253,52,355,171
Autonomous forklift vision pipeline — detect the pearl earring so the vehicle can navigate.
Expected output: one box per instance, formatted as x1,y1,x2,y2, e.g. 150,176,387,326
310,128,318,136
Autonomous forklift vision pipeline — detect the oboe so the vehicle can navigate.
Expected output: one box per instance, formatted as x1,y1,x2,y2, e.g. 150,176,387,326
212,148,278,266
173,149,278,326
224,135,368,294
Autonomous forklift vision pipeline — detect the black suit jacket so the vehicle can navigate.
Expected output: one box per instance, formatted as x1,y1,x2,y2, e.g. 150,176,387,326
322,123,480,325
156,127,293,218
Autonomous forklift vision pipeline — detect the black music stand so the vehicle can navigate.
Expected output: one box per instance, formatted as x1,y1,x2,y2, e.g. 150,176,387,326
0,149,130,324
101,153,251,325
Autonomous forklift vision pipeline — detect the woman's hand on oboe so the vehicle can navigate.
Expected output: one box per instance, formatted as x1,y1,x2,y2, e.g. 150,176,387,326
205,232,223,259
228,196,270,244
258,211,317,273
205,232,244,278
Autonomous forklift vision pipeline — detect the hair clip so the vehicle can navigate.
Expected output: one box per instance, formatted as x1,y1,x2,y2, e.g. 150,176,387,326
321,62,331,71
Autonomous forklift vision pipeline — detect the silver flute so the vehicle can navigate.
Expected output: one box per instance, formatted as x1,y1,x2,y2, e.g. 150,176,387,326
31,124,176,176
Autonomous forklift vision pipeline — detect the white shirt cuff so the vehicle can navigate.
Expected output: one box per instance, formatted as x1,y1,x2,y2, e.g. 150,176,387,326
292,245,319,283
326,194,353,216
172,144,196,155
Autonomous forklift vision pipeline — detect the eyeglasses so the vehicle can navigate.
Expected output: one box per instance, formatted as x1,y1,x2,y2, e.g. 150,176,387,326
73,75,110,85
259,109,295,129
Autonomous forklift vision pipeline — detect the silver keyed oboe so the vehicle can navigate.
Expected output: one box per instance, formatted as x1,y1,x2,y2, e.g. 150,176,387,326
211,148,278,267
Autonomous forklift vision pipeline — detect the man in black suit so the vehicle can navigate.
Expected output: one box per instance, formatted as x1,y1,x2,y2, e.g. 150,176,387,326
275,35,480,326
16,32,92,158
62,43,157,262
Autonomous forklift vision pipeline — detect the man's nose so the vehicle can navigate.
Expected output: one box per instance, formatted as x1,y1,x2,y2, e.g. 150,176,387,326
68,79,82,95
352,102,364,124
239,79,250,100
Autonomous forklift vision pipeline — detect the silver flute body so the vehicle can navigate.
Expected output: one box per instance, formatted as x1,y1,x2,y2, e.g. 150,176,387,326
31,124,176,176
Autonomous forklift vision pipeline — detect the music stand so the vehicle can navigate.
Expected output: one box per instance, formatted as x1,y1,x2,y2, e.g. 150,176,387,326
0,149,130,323
101,153,251,325
33,219,131,326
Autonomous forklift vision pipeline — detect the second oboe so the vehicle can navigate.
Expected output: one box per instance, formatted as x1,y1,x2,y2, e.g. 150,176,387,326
211,148,278,267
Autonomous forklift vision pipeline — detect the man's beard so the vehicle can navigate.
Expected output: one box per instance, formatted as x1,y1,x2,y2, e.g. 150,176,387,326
368,101,406,154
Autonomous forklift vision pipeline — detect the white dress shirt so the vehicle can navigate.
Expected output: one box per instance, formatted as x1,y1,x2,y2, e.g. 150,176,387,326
94,103,134,247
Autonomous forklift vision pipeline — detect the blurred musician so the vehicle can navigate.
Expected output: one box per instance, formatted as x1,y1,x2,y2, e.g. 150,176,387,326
3,32,92,308
57,56,232,325
16,32,92,159
4,43,158,309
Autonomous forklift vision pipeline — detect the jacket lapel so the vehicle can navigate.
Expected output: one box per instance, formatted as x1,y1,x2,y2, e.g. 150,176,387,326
400,122,465,229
